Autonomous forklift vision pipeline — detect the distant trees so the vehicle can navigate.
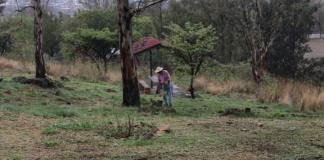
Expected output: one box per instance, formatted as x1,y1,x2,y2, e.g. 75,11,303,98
63,28,118,73
267,0,316,78
313,0,324,37
164,0,318,83
165,22,217,98
79,0,115,9
166,0,248,64
43,13,62,58
238,0,282,83
62,9,155,74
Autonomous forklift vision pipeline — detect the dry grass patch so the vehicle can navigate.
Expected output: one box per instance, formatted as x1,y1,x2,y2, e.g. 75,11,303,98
196,76,324,111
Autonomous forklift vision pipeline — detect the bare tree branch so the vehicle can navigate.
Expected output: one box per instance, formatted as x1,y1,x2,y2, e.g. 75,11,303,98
131,0,167,16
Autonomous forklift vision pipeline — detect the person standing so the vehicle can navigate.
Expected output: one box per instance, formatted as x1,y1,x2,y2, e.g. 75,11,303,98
155,67,172,107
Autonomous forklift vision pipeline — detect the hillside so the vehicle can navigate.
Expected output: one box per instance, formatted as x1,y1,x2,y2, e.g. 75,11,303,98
1,70,324,159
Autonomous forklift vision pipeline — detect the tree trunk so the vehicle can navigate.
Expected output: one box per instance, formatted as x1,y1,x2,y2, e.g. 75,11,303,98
117,0,140,106
189,67,195,99
104,59,108,73
251,49,262,84
33,0,46,78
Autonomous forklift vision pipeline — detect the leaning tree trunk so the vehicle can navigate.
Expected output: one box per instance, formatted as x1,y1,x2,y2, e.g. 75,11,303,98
117,0,140,106
189,67,195,99
33,0,46,78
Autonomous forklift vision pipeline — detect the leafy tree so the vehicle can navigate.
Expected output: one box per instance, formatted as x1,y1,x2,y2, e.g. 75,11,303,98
267,0,316,78
238,0,282,83
165,0,248,64
165,22,217,99
61,9,155,74
0,15,34,59
63,28,118,73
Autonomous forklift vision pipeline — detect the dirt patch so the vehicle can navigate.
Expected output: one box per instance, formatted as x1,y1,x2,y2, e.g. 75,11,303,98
12,76,63,89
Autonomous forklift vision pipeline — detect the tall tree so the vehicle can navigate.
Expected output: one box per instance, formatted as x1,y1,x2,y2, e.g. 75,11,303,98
239,0,281,83
15,0,46,78
116,0,166,106
33,0,46,78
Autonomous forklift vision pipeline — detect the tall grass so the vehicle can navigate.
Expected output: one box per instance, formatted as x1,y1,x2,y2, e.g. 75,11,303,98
1,57,323,111
195,76,324,111
0,57,121,83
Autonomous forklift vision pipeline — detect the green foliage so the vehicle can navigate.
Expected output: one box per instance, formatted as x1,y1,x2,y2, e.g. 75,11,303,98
43,13,63,57
0,15,34,60
53,120,99,131
42,127,59,135
165,22,217,98
63,9,117,31
63,28,118,72
166,0,248,64
267,0,316,78
165,22,217,57
31,106,79,118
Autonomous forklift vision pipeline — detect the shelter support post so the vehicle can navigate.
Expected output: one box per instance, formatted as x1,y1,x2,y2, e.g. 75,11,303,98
150,50,153,89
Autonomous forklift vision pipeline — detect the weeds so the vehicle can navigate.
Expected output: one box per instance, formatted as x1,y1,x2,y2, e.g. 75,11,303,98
42,127,59,135
43,140,59,148
53,120,100,131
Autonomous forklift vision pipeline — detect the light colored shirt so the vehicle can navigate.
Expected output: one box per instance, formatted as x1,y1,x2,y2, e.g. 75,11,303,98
158,70,171,84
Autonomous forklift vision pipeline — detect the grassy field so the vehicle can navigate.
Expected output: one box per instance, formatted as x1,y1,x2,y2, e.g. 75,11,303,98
1,72,324,160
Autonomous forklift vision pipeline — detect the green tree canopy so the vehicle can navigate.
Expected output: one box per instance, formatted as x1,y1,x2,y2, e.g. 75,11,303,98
63,28,118,72
165,22,217,98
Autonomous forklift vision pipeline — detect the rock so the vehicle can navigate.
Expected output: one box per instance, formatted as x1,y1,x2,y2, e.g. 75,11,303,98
221,107,252,116
241,129,249,132
257,106,268,110
4,90,12,95
12,76,28,83
106,88,117,93
156,125,171,136
13,76,63,88
226,121,233,125
258,123,264,127
60,76,70,81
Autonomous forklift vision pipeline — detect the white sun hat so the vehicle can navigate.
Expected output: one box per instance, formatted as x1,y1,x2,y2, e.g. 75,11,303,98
154,66,164,73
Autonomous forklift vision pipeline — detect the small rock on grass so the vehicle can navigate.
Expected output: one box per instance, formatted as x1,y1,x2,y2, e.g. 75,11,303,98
258,123,264,127
241,128,249,132
156,125,171,136
60,76,70,81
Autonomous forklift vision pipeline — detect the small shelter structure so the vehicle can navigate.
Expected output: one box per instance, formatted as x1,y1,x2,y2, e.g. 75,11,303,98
132,37,163,88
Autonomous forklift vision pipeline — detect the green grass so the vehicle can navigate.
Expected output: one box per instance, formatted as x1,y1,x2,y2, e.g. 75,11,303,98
1,72,324,159
43,140,59,148
42,127,59,135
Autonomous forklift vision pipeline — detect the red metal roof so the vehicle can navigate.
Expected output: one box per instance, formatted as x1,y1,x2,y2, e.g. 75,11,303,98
132,37,161,55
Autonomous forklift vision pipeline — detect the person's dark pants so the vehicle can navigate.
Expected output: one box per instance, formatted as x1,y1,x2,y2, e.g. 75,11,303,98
163,83,172,107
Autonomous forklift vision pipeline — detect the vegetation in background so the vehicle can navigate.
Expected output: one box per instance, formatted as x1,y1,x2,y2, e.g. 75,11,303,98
267,0,316,79
165,22,217,99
